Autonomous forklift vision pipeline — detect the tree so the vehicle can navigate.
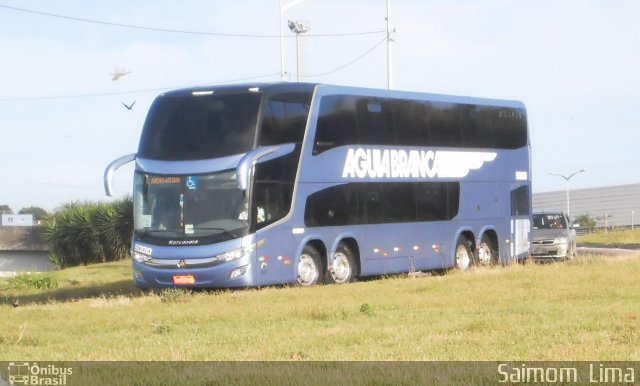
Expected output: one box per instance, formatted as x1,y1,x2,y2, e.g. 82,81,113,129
574,214,597,233
0,205,13,215
18,206,50,222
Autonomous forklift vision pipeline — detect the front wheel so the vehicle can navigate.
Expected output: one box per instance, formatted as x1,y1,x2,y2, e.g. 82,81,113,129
327,242,358,284
454,235,474,271
297,245,322,286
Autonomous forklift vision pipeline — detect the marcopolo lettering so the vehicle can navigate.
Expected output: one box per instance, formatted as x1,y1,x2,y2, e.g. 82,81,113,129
342,148,497,179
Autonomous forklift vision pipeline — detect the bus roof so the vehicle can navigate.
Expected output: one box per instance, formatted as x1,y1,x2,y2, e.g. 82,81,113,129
157,82,525,109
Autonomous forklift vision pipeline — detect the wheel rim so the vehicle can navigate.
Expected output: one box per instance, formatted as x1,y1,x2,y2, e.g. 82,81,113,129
455,244,471,270
332,251,352,284
297,254,318,286
477,242,492,266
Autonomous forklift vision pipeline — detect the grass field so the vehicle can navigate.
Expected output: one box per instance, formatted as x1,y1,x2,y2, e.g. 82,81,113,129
2,253,639,361
578,227,640,246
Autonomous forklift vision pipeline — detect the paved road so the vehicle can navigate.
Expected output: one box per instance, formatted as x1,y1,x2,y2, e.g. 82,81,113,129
0,251,55,277
577,246,640,256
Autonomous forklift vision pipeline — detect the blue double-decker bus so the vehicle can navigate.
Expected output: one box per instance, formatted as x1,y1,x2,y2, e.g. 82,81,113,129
105,83,531,288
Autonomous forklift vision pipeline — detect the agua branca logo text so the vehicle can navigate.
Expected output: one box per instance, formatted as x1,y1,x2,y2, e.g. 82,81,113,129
342,148,497,179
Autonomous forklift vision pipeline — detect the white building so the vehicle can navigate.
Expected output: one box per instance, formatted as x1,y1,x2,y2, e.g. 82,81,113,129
533,183,640,227
1,214,34,227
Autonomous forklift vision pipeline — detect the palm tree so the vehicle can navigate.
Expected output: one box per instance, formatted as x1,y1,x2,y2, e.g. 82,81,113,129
43,197,133,268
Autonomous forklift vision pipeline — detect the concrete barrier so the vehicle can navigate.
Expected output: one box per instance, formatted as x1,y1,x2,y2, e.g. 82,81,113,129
0,226,52,276
0,226,48,251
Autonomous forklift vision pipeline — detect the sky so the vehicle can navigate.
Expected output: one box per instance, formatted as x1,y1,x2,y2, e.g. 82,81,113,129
0,0,638,212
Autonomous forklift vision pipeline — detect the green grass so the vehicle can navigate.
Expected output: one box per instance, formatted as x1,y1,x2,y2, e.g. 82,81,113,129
578,228,640,246
3,272,59,290
1,254,639,361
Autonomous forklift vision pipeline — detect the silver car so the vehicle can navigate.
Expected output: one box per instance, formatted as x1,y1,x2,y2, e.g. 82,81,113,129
531,212,578,260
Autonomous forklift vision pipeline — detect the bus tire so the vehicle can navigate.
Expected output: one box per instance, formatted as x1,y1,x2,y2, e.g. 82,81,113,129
477,234,497,266
328,242,358,284
454,235,474,271
297,245,322,286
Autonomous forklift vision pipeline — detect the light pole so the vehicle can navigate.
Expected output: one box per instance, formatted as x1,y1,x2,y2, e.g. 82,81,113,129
632,210,635,230
280,0,310,81
288,19,310,81
549,169,586,217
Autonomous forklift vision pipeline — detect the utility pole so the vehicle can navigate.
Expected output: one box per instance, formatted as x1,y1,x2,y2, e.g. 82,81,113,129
279,0,285,81
386,0,394,89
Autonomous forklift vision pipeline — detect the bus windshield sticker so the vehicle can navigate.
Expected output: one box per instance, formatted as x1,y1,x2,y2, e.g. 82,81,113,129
186,176,198,190
342,148,497,179
185,224,194,234
139,215,152,228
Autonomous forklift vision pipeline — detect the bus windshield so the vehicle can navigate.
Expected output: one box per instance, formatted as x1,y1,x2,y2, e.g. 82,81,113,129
137,91,262,160
133,170,249,244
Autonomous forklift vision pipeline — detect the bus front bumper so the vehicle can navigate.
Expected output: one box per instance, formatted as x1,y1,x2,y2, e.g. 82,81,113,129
132,257,254,289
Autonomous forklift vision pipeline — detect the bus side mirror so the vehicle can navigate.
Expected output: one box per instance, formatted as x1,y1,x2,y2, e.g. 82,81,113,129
236,144,296,190
104,153,136,197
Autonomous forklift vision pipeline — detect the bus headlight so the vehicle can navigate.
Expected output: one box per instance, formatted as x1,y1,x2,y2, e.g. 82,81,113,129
214,239,265,263
132,251,152,263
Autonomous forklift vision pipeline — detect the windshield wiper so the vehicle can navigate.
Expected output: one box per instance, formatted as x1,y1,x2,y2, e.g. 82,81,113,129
194,227,237,240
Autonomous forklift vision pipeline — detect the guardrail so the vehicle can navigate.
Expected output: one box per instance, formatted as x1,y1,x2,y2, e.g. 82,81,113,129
575,225,638,236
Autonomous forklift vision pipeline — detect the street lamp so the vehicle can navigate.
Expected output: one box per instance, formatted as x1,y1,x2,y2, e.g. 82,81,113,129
549,169,586,217
288,19,310,82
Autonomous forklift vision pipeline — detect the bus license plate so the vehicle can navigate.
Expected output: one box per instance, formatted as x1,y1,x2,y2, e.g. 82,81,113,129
173,275,195,285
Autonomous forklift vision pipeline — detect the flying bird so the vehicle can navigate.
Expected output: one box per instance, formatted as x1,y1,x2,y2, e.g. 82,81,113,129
111,68,131,81
122,101,136,110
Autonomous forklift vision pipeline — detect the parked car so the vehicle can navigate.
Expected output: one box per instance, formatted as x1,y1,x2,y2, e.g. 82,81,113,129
531,212,579,260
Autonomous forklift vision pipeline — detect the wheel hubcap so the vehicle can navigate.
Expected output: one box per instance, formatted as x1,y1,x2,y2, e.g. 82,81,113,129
456,244,471,270
477,243,492,265
332,252,351,283
297,254,318,285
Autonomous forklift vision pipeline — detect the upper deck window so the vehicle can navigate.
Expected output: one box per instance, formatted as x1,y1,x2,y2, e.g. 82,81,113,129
314,95,527,154
138,92,261,160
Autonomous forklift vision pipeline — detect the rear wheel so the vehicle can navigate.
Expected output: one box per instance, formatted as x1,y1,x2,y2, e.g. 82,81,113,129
297,245,322,286
328,242,358,284
476,234,497,266
454,235,474,271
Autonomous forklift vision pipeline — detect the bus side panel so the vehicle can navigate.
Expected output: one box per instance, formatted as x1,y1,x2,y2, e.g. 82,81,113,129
253,225,299,286
360,223,412,276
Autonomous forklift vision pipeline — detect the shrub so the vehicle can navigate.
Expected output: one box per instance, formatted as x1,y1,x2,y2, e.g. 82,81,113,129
43,197,133,268
359,303,375,316
5,273,59,290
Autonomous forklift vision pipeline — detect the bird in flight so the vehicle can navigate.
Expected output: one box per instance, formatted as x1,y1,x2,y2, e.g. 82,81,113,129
111,68,131,81
122,101,136,110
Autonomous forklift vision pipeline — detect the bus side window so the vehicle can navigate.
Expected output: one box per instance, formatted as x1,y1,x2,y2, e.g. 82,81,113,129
356,98,395,146
314,95,358,154
510,185,530,216
394,100,431,147
427,102,462,147
260,92,311,146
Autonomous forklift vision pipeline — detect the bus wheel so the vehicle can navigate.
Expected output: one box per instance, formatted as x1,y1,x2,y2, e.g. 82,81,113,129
297,245,322,286
454,235,473,271
328,242,357,284
477,234,497,266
